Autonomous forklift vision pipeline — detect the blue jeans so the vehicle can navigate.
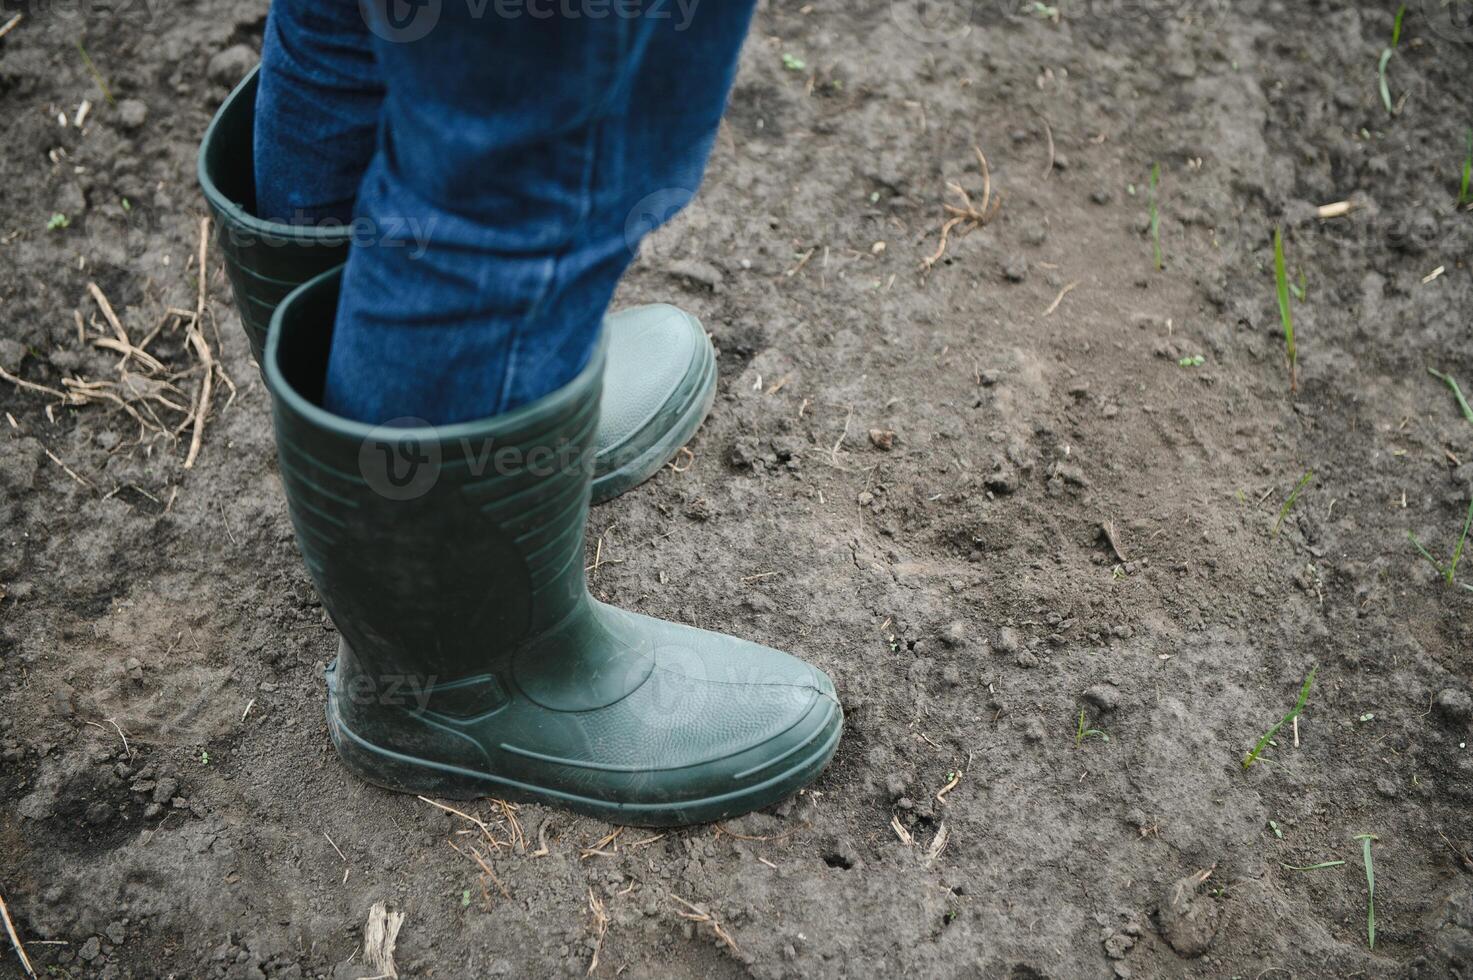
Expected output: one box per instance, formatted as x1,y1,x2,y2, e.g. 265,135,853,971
254,0,755,425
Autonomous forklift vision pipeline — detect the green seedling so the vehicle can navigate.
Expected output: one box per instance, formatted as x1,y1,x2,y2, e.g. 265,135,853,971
1025,2,1061,20
1289,269,1307,301
1273,226,1297,392
77,40,115,105
1427,366,1473,425
1378,4,1406,115
1273,470,1314,538
1408,496,1473,587
1242,665,1316,769
1075,709,1109,746
47,212,69,230
781,52,806,72
1148,162,1163,270
200,750,210,765
1354,834,1378,949
1178,354,1205,367
1459,129,1472,207
1268,819,1284,839
1282,860,1345,871
461,889,471,907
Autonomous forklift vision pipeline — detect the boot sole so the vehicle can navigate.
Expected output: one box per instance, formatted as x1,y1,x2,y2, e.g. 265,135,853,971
588,329,717,505
323,689,842,828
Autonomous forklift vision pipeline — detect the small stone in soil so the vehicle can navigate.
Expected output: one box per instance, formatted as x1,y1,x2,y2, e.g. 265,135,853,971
994,626,1022,655
152,777,178,804
115,99,148,130
1157,871,1220,957
207,44,257,87
938,621,967,648
1433,688,1473,725
1084,684,1121,713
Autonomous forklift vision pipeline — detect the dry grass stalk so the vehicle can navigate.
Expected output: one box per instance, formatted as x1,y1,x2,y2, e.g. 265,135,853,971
586,888,610,976
183,216,215,469
922,145,1003,271
0,889,35,978
1042,280,1080,317
671,895,740,954
926,822,950,866
361,902,406,980
447,839,511,900
2,245,234,472
580,826,624,859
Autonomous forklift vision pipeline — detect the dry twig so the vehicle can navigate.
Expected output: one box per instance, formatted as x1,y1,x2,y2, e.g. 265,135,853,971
0,889,35,978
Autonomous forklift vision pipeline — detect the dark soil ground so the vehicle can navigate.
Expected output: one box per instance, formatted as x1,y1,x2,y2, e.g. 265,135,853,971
4,0,1473,976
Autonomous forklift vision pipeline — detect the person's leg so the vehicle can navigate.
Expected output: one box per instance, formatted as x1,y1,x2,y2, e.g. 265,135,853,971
322,0,758,425
253,0,382,224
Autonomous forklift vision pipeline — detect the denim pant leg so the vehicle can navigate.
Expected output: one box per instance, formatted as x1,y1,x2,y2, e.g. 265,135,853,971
254,0,382,224
319,0,758,426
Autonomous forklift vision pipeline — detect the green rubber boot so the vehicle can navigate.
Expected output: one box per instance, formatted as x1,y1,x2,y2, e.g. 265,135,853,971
264,268,841,826
198,67,714,503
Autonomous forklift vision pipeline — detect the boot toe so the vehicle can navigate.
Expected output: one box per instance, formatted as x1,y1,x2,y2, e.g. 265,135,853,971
592,305,716,502
501,610,843,825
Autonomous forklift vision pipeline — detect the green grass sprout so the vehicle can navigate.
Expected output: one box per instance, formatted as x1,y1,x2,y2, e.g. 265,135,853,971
1428,366,1473,424
1075,709,1109,747
1459,129,1472,206
1354,834,1378,949
782,52,806,72
1273,470,1314,538
1148,162,1163,270
1378,4,1406,114
1408,496,1473,587
1289,268,1308,301
1273,226,1297,392
1242,666,1317,769
47,213,70,231
77,40,115,105
1178,354,1205,367
1281,860,1346,871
